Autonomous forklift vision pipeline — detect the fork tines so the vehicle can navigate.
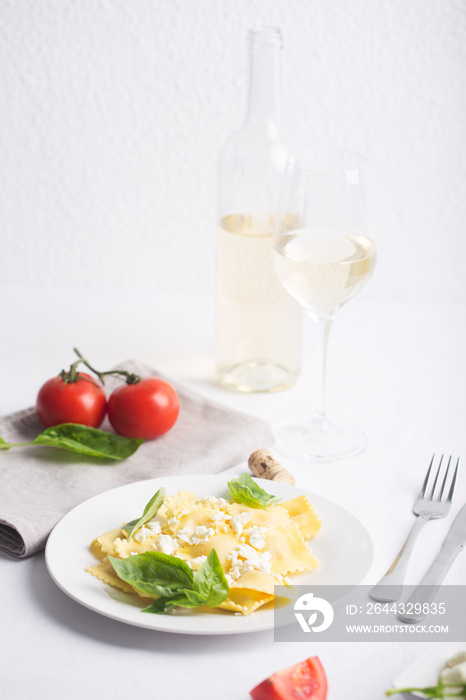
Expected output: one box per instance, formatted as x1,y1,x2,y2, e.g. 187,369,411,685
420,454,460,502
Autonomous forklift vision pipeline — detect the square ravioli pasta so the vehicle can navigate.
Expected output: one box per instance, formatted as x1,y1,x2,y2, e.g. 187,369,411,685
87,488,321,615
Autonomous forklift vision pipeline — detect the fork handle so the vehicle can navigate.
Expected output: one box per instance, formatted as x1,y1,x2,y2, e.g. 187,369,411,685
369,515,427,602
398,541,463,622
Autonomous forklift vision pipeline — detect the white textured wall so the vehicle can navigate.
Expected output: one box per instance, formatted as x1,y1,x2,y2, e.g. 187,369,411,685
1,0,465,301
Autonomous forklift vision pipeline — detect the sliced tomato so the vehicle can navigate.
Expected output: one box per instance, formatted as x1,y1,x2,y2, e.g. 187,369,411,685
250,657,327,700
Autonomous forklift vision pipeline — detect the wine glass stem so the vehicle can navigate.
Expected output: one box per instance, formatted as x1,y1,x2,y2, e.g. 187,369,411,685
312,316,333,429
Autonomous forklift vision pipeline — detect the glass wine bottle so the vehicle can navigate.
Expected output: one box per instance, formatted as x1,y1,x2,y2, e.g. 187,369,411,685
215,27,302,393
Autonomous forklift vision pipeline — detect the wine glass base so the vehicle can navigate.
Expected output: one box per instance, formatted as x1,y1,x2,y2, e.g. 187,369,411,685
274,419,367,463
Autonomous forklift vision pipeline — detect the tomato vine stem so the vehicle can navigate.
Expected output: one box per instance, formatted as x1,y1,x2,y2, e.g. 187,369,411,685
73,348,141,386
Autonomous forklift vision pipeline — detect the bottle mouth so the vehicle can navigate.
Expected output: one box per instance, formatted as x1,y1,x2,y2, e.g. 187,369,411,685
247,26,283,50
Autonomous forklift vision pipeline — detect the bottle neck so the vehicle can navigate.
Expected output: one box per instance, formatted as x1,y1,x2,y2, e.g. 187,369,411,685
244,30,282,135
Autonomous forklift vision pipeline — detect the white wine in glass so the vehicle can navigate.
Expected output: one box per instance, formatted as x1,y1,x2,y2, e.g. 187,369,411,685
273,148,376,461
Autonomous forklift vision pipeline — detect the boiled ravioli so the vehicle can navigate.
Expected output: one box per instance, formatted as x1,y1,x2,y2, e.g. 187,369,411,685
86,486,321,616
280,495,322,539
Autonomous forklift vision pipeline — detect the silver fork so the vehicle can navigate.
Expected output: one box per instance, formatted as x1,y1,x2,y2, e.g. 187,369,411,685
369,454,459,602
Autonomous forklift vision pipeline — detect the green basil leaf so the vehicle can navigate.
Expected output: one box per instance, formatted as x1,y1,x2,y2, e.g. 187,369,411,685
0,436,10,451
142,590,207,614
108,552,194,597
193,549,229,607
125,487,166,541
142,553,229,614
142,597,177,614
110,548,230,615
33,423,144,460
227,473,282,510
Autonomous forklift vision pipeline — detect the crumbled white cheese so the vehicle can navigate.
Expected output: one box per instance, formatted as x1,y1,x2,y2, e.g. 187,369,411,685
151,534,178,555
192,526,215,544
176,525,215,546
133,526,153,544
166,510,189,533
246,526,266,550
177,527,192,544
186,556,208,570
210,512,231,523
146,520,162,535
225,544,272,582
230,512,252,536
196,496,227,508
167,517,179,532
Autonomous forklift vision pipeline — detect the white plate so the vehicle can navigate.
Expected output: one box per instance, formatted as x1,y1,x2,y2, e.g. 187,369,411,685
393,643,466,698
45,474,373,635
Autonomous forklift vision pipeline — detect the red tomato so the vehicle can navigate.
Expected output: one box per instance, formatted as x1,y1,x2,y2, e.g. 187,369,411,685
107,377,180,440
250,657,327,700
36,373,107,429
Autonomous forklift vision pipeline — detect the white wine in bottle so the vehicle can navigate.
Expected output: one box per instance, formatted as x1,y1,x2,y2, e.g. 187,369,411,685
215,28,302,393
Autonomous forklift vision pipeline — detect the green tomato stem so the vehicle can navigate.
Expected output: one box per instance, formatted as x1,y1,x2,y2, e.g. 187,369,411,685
59,355,102,388
73,348,141,386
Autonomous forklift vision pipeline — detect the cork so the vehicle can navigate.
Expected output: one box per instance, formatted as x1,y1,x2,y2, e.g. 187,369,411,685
248,449,295,485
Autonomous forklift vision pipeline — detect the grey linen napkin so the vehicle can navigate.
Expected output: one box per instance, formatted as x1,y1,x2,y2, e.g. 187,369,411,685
0,360,273,558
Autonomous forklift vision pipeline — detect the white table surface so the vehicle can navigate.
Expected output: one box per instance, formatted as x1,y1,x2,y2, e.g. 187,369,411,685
0,285,465,699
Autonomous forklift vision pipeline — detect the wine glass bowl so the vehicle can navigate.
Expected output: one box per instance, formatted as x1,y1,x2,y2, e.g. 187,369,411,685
272,147,376,462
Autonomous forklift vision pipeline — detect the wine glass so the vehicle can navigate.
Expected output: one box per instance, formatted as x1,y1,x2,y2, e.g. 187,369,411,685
272,147,376,462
